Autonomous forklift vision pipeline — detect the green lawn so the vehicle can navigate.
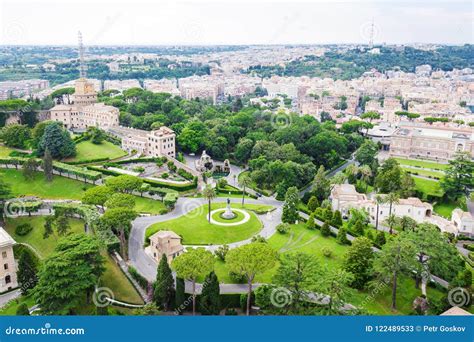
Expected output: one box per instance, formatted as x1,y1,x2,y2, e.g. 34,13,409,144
67,140,127,163
1,169,92,200
5,216,85,258
402,167,444,179
395,158,449,171
238,171,273,196
212,224,446,315
0,295,36,315
134,196,167,215
101,254,144,305
413,177,444,197
434,198,467,219
146,203,265,245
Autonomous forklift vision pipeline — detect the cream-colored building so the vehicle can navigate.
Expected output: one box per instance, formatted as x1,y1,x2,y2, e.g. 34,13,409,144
0,227,18,293
119,126,176,158
389,125,474,161
451,209,474,237
49,78,119,130
148,230,184,264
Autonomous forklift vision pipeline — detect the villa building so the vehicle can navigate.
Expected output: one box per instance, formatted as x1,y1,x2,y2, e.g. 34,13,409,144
116,126,176,158
49,78,119,130
330,184,472,236
148,231,184,264
0,227,18,293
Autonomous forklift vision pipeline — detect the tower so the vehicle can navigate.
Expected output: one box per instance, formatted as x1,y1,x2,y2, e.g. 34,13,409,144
78,31,87,79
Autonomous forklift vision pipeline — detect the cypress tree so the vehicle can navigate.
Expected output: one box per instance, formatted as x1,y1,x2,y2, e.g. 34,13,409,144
321,221,331,237
43,148,53,182
200,271,220,315
175,277,186,314
306,213,316,230
154,254,174,311
375,231,387,247
17,249,38,295
336,227,349,245
332,210,343,227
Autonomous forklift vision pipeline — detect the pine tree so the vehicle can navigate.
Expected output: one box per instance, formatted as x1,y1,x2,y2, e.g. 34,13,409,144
332,210,343,227
43,216,55,239
16,303,30,316
321,221,331,237
336,227,349,245
17,249,38,295
43,148,53,182
352,220,365,236
200,271,221,315
343,237,374,289
55,214,71,236
282,187,300,224
154,254,174,311
175,277,186,314
307,196,319,212
306,213,316,230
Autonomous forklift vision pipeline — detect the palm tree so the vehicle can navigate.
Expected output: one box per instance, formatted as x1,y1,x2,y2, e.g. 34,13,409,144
202,185,216,222
238,175,251,207
358,165,372,193
345,164,359,183
374,195,385,231
385,192,400,234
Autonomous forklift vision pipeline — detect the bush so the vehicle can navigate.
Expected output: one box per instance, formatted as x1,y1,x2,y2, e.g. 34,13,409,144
336,227,350,245
161,173,169,179
225,308,238,315
128,266,149,290
322,247,332,258
306,213,316,230
214,244,229,261
276,223,291,234
15,223,33,236
374,231,387,247
133,166,145,173
321,221,331,237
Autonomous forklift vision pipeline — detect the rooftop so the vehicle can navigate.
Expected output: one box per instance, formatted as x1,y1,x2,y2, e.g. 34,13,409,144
0,227,15,248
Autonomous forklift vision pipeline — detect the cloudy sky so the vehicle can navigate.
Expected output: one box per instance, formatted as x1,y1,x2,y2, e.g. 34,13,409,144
0,0,472,45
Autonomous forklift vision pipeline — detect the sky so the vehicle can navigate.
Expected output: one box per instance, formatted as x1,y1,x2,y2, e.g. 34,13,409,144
0,0,472,45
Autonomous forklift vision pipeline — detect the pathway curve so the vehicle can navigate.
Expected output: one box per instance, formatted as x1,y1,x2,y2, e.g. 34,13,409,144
128,196,283,282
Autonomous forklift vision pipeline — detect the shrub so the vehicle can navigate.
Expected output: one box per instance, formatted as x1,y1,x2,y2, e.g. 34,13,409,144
307,196,319,212
128,266,149,290
214,244,229,261
321,221,331,237
133,166,145,173
375,231,386,247
332,210,343,227
321,247,332,258
336,227,350,245
306,213,316,230
276,223,291,234
161,173,169,179
15,223,33,236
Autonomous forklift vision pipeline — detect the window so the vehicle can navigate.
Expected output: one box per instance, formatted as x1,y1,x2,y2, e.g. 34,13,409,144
2,251,6,259
3,263,7,270
5,275,11,284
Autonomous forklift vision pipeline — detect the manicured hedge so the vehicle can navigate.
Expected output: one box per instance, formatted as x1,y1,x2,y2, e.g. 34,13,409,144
63,157,110,165
128,266,150,290
53,161,102,181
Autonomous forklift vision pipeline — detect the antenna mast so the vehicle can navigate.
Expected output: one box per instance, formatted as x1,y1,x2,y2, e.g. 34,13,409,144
78,31,87,78
368,19,375,48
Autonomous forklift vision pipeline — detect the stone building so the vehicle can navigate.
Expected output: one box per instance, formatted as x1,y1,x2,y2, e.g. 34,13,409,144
49,78,119,130
389,125,474,161
115,126,176,158
148,231,184,264
0,227,18,293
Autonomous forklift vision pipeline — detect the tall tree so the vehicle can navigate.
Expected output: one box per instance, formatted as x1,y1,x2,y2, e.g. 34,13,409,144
202,184,216,222
154,254,174,311
0,177,11,222
226,243,277,315
238,175,252,207
43,215,55,239
175,277,186,314
316,267,354,314
282,186,300,224
82,186,113,211
105,175,143,194
312,166,330,201
385,192,400,234
43,148,53,182
343,237,374,289
37,123,76,159
374,195,385,230
101,208,138,260
373,234,417,310
172,248,214,315
22,159,38,181
441,152,474,200
17,249,38,295
33,234,105,315
273,252,320,311
200,271,221,315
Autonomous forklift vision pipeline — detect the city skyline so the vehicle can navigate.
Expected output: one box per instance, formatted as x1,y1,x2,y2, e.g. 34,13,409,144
1,0,472,46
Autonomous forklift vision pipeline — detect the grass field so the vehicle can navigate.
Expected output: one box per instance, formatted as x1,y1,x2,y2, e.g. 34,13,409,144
67,140,127,162
0,169,92,200
212,223,446,315
434,198,467,219
5,216,85,258
395,158,449,171
402,167,444,179
413,177,444,197
146,203,267,245
134,196,167,215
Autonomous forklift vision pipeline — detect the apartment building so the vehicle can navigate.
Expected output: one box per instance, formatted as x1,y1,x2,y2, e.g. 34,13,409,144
0,227,18,293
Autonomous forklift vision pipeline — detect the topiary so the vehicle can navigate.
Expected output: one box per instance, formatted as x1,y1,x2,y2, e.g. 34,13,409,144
15,223,33,236
321,221,331,237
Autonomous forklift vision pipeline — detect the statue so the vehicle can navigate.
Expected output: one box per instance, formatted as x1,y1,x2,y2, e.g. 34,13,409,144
221,197,236,219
